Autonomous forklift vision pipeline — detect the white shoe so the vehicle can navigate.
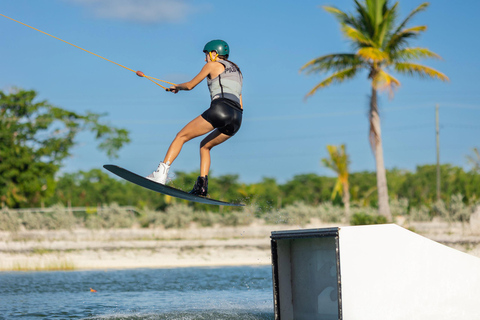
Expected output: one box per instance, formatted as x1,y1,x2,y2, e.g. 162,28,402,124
146,162,170,184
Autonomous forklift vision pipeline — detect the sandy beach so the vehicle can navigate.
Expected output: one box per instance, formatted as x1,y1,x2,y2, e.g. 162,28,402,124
1,220,480,271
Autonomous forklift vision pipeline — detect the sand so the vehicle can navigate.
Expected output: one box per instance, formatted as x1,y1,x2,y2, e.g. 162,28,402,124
1,220,479,271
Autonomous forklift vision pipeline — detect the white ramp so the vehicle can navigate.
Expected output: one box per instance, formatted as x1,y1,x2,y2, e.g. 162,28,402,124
271,224,480,320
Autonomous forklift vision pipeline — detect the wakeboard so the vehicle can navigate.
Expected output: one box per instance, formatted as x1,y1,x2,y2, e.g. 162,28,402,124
103,164,244,207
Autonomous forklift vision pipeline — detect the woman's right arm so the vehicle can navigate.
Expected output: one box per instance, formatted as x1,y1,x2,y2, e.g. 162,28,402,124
169,62,217,93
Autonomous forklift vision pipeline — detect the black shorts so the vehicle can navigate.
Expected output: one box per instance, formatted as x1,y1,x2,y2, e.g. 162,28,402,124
201,98,243,136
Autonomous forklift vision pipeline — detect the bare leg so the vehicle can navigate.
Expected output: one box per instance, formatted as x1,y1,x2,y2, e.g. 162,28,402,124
163,116,214,165
199,129,232,176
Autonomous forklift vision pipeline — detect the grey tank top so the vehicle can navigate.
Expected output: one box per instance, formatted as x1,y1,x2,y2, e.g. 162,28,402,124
207,60,243,105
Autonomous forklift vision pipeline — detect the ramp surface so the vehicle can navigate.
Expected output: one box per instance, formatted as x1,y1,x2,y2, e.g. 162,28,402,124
271,224,480,320
339,224,480,320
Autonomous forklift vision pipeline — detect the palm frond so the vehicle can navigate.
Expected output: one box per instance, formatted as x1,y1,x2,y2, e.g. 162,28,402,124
366,0,386,24
354,0,374,36
324,5,363,34
365,0,390,35
331,179,344,199
377,2,398,46
305,67,360,98
466,147,480,173
393,2,429,36
300,53,363,74
327,144,349,177
372,69,401,96
394,47,442,61
395,62,449,81
323,6,352,24
386,25,428,51
322,144,350,199
342,25,376,47
357,47,389,63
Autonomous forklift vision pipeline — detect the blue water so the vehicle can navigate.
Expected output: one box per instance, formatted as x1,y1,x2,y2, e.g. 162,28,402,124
0,266,274,320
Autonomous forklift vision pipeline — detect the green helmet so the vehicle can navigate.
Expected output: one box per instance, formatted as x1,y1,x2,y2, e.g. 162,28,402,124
203,40,229,56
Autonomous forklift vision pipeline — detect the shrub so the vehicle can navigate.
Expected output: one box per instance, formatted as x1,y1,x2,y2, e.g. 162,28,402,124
409,205,432,222
162,203,195,229
193,210,219,227
390,198,409,216
84,214,104,230
21,211,48,230
101,203,136,228
0,208,21,231
85,203,136,229
46,204,78,230
350,212,388,226
138,208,164,228
314,202,345,223
264,202,315,226
433,194,474,223
449,194,472,222
221,206,255,226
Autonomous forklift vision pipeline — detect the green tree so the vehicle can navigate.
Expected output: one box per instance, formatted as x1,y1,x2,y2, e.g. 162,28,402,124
51,169,167,209
0,88,130,207
322,144,351,216
349,171,377,206
397,164,480,207
245,177,283,213
281,174,335,206
300,0,448,220
205,174,243,213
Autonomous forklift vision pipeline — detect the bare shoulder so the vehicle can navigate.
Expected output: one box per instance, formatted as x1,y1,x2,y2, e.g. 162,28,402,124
206,61,225,78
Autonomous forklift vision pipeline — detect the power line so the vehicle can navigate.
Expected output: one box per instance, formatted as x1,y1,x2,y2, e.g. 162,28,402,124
443,124,480,129
441,104,480,110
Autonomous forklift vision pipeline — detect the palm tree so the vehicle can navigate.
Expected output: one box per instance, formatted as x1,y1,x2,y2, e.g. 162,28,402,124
466,148,480,173
301,0,448,220
322,144,351,216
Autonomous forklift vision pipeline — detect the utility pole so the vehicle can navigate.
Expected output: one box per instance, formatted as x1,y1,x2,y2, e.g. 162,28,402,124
436,104,441,201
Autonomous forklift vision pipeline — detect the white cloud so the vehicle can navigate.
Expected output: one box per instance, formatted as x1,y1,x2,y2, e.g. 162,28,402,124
66,0,204,24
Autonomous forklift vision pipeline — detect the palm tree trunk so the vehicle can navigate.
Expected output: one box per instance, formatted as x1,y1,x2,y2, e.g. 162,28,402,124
369,87,392,220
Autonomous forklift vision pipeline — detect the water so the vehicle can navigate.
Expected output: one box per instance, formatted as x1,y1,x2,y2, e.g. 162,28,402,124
0,266,274,320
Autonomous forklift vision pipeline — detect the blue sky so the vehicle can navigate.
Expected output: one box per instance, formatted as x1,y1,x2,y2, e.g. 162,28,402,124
1,0,479,184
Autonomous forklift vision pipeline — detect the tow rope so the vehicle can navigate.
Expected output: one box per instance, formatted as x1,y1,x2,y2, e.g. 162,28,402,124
0,13,176,91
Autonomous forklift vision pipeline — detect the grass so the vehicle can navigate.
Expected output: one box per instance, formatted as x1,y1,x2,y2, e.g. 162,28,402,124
32,248,56,255
10,258,76,271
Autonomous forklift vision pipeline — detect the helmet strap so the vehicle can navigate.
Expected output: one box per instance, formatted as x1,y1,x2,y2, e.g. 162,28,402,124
209,51,217,62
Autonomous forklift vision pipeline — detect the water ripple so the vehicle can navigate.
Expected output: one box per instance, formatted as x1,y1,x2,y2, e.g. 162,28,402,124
0,266,274,320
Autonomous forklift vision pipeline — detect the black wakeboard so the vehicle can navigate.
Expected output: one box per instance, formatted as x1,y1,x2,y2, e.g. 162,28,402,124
103,164,244,207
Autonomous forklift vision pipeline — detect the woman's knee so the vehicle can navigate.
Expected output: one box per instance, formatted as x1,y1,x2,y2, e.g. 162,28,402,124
200,139,212,151
174,131,192,144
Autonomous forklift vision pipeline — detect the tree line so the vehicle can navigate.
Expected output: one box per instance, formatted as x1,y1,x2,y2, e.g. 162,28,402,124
2,89,479,220
30,164,480,214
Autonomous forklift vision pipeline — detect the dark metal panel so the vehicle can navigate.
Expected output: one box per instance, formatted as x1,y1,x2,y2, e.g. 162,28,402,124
271,239,281,320
271,227,343,320
271,227,339,240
